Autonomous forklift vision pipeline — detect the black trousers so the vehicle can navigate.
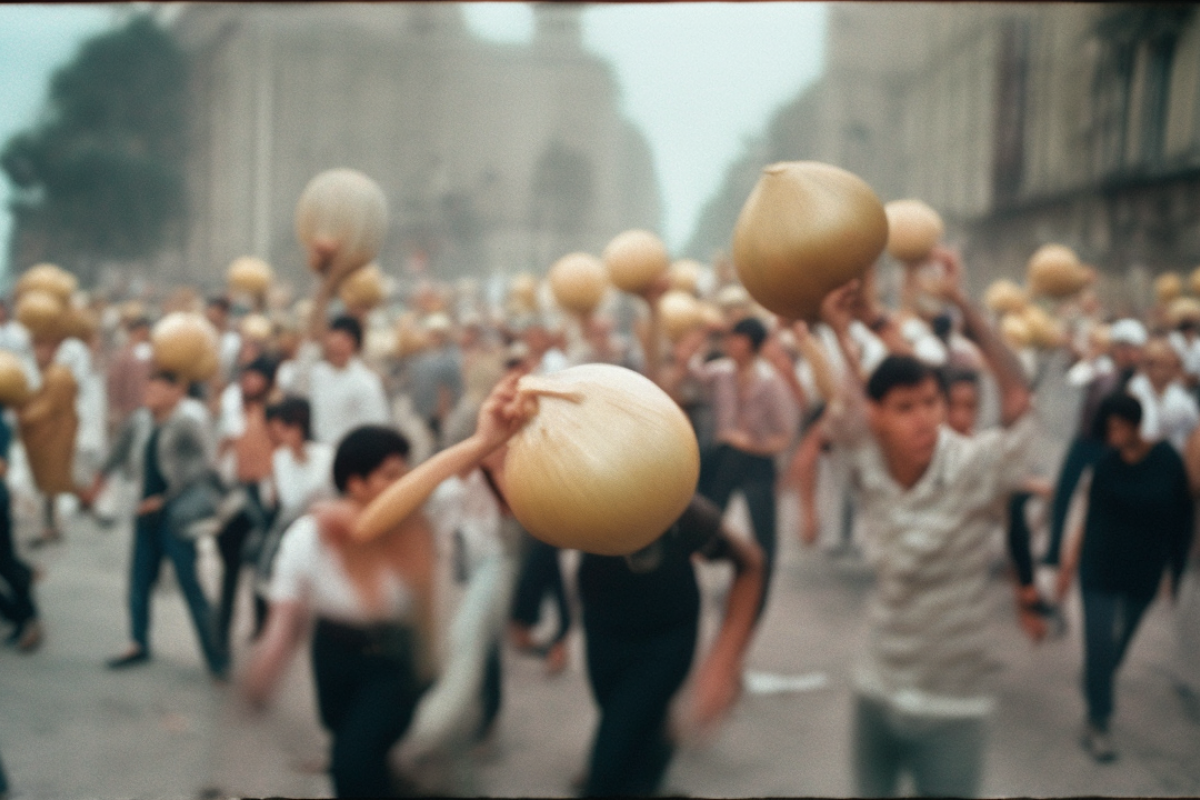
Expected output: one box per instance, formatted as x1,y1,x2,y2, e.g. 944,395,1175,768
510,535,571,647
0,483,36,628
582,620,697,796
215,484,272,654
312,619,427,798
699,444,776,616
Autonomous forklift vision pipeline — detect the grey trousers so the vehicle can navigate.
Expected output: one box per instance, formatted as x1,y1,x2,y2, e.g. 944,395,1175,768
852,694,988,798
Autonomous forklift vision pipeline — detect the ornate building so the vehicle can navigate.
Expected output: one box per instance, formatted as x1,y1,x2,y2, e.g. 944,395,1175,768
689,4,1200,309
171,3,660,289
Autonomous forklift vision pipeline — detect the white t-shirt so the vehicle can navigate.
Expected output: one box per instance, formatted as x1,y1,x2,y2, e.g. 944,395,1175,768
297,344,391,445
270,514,414,624
272,442,335,519
1127,373,1200,453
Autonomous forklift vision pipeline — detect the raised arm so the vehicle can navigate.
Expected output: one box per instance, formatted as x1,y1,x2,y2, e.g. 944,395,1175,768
929,246,1030,427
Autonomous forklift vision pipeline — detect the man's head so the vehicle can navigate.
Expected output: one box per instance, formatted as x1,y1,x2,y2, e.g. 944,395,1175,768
1096,392,1143,450
144,369,187,419
266,395,312,447
725,316,767,365
127,317,152,343
239,355,278,404
324,315,363,368
205,297,231,330
1108,319,1147,371
866,355,946,470
333,425,411,505
944,368,981,436
1141,336,1181,393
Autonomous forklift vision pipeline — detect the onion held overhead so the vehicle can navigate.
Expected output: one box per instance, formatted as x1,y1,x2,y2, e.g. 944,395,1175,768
508,364,700,555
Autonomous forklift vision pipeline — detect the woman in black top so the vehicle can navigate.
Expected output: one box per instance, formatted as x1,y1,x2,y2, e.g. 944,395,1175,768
1057,393,1193,763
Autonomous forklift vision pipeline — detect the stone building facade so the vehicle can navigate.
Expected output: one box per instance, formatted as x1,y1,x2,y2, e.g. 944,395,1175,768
171,3,660,290
689,3,1200,310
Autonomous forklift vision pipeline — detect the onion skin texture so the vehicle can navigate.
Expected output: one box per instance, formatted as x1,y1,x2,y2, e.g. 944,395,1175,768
884,199,944,263
505,364,700,556
0,351,31,407
16,290,67,341
1026,244,1090,298
733,161,888,322
983,279,1028,315
295,168,389,275
338,262,387,310
17,263,77,302
603,229,670,294
548,253,608,316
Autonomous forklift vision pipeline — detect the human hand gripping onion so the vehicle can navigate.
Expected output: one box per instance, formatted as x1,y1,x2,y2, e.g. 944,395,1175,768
352,364,701,556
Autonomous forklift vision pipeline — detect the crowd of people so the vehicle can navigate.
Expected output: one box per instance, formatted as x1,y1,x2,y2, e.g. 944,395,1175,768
0,241,1197,798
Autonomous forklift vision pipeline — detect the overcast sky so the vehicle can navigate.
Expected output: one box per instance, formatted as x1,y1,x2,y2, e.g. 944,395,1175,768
0,2,827,275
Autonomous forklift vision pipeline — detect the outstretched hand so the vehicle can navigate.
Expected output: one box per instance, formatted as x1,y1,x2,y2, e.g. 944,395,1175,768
819,279,862,334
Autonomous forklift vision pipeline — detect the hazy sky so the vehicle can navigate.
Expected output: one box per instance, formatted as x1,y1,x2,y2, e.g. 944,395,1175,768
0,2,827,274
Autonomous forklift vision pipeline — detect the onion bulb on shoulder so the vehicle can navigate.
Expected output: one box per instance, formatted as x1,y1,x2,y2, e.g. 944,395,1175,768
505,364,699,555
733,161,888,322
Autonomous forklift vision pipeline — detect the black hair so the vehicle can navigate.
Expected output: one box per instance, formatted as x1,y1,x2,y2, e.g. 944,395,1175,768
931,312,953,344
943,367,980,394
266,395,312,441
865,354,945,402
332,425,410,493
242,355,279,384
207,296,231,313
1093,392,1142,439
730,316,768,352
149,368,183,386
329,315,364,351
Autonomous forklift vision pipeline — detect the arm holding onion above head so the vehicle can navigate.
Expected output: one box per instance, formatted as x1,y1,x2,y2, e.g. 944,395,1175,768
348,373,537,543
815,280,872,447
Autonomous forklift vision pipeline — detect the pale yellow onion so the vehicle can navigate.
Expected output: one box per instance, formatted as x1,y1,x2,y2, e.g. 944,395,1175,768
240,313,274,342
17,263,77,301
669,259,703,295
547,252,608,316
295,168,389,275
884,199,944,263
505,364,699,555
1021,305,1063,349
151,311,221,382
1027,244,1090,298
603,229,670,294
697,301,726,329
0,350,32,407
61,303,98,341
983,279,1028,315
1000,313,1033,349
509,273,539,312
1167,297,1200,327
657,290,703,342
733,161,888,321
338,262,387,311
715,284,751,310
16,290,66,341
227,256,274,296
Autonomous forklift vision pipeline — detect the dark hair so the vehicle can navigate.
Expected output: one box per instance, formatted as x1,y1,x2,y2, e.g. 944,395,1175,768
931,312,953,343
207,296,231,313
943,367,979,394
149,368,183,386
730,316,768,351
242,355,279,384
1093,392,1142,438
332,425,410,493
329,315,364,351
866,355,945,402
266,395,313,441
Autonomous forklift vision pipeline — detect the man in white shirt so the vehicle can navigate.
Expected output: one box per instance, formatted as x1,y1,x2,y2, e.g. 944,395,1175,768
1126,336,1200,453
818,247,1042,798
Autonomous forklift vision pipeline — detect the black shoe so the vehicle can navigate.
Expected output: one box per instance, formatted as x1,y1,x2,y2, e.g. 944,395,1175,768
106,648,150,669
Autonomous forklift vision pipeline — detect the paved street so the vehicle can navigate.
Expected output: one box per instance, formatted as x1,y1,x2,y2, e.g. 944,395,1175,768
2,488,1199,799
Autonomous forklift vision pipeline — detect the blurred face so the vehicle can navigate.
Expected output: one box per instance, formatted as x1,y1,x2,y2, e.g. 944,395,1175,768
1111,342,1142,371
346,454,408,506
869,376,945,473
724,332,754,365
239,370,270,403
267,418,301,449
144,376,184,417
1142,341,1180,392
32,339,57,370
945,381,980,436
1105,415,1140,450
323,329,356,368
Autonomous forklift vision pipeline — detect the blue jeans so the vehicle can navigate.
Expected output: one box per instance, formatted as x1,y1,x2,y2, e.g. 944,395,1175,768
1081,589,1153,729
128,510,226,676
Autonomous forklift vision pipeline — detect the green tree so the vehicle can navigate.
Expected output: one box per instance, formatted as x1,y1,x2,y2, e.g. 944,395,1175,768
2,13,188,285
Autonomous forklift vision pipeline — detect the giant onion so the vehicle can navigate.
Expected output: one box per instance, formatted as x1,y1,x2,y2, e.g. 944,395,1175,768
1027,244,1091,298
0,350,31,407
506,364,699,555
151,312,221,382
227,256,274,296
17,263,77,302
603,229,670,294
1154,272,1184,305
884,199,944,263
548,253,608,316
295,168,389,275
338,262,387,311
983,279,1028,315
16,290,66,341
658,290,703,342
733,161,888,321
